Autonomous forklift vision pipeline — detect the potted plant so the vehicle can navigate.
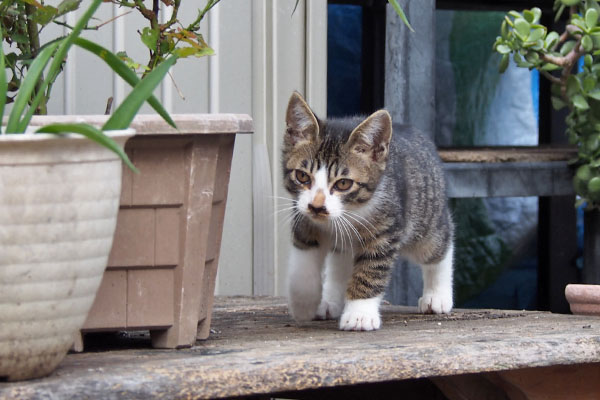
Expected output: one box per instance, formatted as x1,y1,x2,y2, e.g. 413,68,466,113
493,0,600,298
2,0,252,349
0,0,178,381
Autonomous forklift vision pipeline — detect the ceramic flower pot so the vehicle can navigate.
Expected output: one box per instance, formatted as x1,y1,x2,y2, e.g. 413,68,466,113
565,284,600,316
0,130,133,381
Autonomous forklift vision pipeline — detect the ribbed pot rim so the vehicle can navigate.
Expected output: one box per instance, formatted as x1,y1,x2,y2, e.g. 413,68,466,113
0,129,135,165
0,128,134,142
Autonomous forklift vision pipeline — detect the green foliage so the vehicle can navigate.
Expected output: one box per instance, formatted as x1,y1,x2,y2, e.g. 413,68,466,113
36,123,138,172
494,0,600,209
0,0,179,171
111,0,220,74
1,0,218,112
388,0,414,32
103,56,178,131
74,38,175,128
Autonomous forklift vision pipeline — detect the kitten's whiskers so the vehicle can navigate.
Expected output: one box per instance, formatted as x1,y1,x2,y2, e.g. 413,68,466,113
338,216,355,255
340,214,365,250
344,211,377,241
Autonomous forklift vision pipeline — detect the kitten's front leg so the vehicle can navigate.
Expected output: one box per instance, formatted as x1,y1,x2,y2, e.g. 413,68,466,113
316,251,354,320
287,245,328,322
418,243,454,314
339,252,392,331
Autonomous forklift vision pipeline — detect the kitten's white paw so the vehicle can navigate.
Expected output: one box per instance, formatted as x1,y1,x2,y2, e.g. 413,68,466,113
315,300,344,320
288,298,319,322
418,291,453,314
339,298,381,331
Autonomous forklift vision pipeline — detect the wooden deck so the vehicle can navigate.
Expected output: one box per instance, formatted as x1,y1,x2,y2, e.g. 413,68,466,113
2,296,600,399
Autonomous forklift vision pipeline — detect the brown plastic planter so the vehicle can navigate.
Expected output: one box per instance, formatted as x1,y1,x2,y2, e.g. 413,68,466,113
29,114,253,349
565,284,600,316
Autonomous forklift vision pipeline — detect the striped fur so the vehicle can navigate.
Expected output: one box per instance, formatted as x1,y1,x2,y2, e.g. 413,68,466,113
283,92,454,330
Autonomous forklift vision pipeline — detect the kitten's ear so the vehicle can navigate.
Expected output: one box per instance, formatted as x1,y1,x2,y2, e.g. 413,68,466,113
348,110,393,162
285,91,319,146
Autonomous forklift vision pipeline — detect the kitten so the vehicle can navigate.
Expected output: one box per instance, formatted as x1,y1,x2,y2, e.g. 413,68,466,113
282,92,454,331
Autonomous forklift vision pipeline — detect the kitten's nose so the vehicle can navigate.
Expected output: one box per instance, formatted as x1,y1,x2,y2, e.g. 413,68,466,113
308,190,328,215
308,203,327,215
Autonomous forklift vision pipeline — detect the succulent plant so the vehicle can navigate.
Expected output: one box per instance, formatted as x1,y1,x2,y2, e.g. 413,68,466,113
494,0,600,208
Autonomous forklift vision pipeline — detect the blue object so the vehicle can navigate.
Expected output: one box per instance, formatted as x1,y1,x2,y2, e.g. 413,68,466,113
327,4,362,117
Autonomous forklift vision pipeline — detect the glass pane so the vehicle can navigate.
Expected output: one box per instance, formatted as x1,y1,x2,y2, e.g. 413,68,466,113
436,10,540,310
327,4,362,117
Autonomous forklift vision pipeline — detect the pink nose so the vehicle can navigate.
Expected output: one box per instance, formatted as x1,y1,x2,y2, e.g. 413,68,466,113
308,203,327,215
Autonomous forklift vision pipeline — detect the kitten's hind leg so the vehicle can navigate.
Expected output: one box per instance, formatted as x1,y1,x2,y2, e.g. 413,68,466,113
418,243,454,314
287,245,328,322
316,251,353,320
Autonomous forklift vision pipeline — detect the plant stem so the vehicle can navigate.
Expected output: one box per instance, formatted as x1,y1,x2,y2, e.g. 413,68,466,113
187,0,220,32
25,3,47,114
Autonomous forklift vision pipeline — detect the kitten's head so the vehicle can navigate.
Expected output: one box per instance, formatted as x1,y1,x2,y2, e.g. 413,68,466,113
282,91,393,224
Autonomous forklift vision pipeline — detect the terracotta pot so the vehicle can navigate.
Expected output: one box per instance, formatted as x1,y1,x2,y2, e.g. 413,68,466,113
565,284,600,316
27,114,253,349
0,130,132,381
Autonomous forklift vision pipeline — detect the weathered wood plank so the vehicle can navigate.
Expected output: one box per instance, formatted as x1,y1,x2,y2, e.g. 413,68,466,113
439,147,576,163
1,297,599,399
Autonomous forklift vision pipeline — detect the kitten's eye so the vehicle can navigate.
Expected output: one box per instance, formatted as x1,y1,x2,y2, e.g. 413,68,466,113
334,178,353,191
295,170,311,185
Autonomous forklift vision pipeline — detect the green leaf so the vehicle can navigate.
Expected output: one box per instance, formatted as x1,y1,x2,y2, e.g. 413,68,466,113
574,94,590,110
541,62,561,71
523,9,536,23
141,27,159,51
35,123,137,172
584,75,597,92
572,17,588,33
508,10,522,19
5,41,61,133
57,0,80,17
388,0,414,32
18,0,104,132
499,53,509,73
528,27,545,42
531,7,542,23
514,18,531,40
555,4,567,22
103,56,178,131
585,54,594,67
11,33,29,44
577,164,593,182
0,24,6,127
33,5,58,26
589,176,600,193
552,96,567,110
583,34,594,52
525,51,540,63
73,37,176,129
588,88,600,99
561,40,577,56
173,45,215,58
587,135,600,152
496,44,512,54
501,20,509,39
587,7,599,29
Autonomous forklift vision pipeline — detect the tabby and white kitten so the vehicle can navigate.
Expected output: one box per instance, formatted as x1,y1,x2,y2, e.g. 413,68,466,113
282,92,454,331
